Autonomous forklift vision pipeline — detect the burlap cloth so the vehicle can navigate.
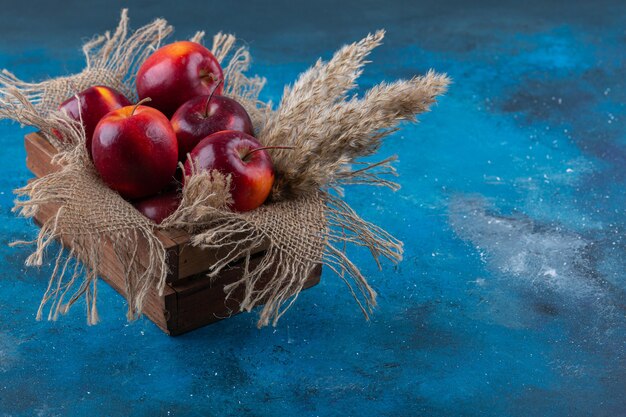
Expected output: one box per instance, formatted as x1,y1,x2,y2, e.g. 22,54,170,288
0,10,449,327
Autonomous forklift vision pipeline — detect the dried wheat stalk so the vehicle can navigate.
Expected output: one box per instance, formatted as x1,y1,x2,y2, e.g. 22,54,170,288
258,32,450,199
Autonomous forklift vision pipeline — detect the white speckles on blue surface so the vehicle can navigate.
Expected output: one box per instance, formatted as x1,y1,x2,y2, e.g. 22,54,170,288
0,332,20,373
450,196,595,299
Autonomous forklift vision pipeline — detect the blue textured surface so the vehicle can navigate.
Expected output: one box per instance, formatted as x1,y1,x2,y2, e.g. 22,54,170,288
1,1,625,416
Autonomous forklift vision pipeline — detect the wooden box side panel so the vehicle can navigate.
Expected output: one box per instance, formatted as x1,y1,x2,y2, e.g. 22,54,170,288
170,262,322,335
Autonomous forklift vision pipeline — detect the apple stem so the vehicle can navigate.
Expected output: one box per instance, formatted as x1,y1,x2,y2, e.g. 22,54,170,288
131,97,152,116
203,79,223,118
243,146,295,161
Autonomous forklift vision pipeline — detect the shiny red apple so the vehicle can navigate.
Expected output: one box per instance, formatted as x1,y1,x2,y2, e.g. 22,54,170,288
92,100,178,199
183,131,274,212
57,85,131,156
136,41,223,117
171,91,254,161
133,191,181,224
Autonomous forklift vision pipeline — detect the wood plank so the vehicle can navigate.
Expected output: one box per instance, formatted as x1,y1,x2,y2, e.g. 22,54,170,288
173,234,270,280
25,132,61,177
170,261,322,335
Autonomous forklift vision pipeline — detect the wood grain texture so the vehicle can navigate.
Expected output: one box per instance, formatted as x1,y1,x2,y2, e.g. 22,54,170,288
170,260,322,335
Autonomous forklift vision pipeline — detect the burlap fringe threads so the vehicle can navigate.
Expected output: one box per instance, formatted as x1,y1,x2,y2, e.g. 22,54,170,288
0,9,449,328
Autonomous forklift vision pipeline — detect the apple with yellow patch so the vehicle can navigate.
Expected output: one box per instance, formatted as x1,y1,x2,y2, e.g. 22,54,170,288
58,85,131,157
136,41,223,117
183,131,276,212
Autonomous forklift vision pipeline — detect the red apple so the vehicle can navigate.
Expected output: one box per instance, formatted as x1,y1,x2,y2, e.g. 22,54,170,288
171,91,254,161
92,100,178,199
136,41,223,117
58,85,131,156
133,191,181,224
183,131,274,212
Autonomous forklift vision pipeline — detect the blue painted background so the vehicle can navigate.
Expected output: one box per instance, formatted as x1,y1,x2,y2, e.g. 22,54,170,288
0,1,625,415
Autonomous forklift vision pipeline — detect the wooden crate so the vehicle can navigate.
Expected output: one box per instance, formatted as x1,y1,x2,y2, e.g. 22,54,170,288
24,132,321,335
